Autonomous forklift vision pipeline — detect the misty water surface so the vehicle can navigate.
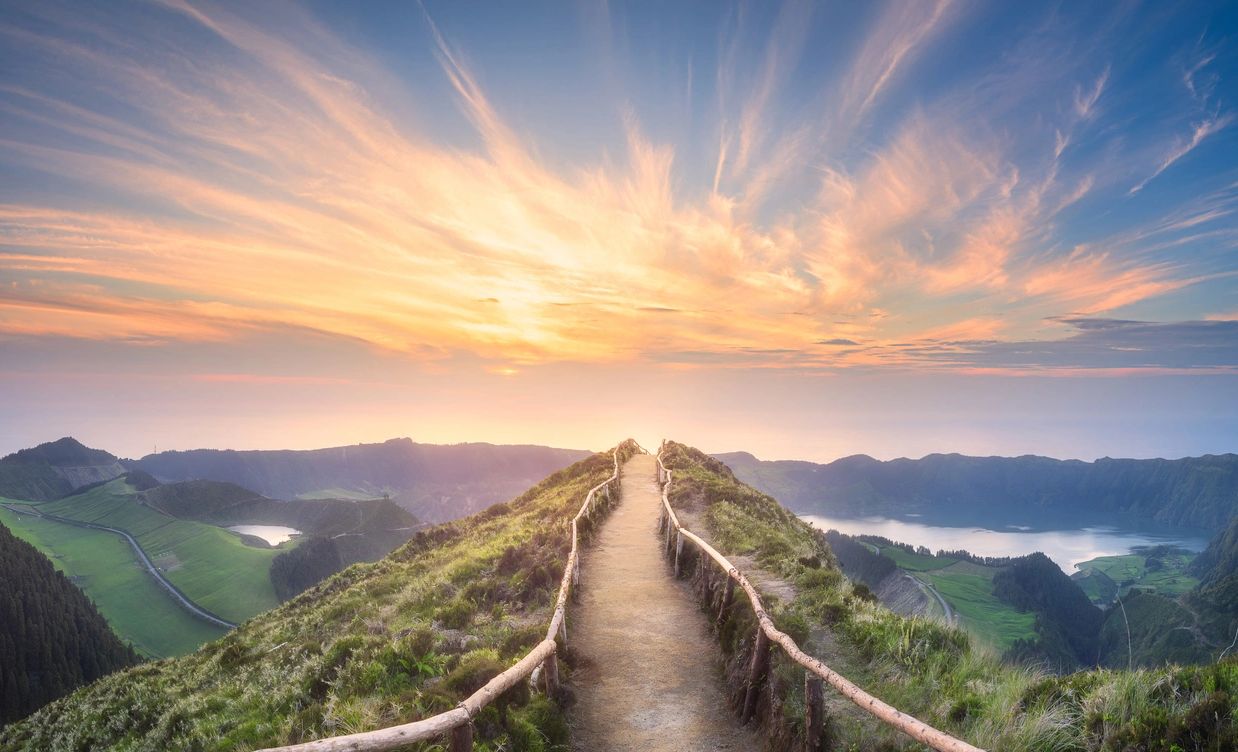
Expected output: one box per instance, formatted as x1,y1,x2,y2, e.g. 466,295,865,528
227,525,301,546
800,513,1210,571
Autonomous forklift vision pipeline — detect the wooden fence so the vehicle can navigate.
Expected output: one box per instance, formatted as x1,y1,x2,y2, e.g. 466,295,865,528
655,446,987,752
258,447,624,752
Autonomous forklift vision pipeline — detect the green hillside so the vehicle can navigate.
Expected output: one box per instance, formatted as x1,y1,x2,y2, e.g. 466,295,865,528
0,442,638,752
666,442,1237,751
0,438,125,502
1073,546,1199,606
142,479,418,565
0,504,227,657
27,478,286,623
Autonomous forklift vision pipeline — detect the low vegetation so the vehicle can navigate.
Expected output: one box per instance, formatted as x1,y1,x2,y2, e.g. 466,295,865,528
664,441,1237,752
0,442,638,752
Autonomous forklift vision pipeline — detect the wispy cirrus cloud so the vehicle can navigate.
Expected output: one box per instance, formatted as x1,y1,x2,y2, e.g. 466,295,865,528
0,0,1234,377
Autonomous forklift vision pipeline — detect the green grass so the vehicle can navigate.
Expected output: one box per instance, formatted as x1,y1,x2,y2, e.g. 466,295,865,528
1073,568,1119,604
920,570,1036,651
0,504,227,658
36,479,287,623
665,441,1237,752
1077,553,1145,584
871,545,1033,650
0,443,640,752
1074,548,1199,604
879,545,958,571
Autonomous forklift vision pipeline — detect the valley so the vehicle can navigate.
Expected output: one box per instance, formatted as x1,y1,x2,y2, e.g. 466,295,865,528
15,477,288,623
2,439,1236,752
0,502,228,657
0,436,589,660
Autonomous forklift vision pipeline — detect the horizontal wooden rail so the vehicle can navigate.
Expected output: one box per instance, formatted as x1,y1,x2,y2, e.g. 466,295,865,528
655,445,986,752
260,447,625,752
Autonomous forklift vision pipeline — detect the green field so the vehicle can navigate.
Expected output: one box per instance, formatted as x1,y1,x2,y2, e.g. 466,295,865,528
878,545,958,571
1073,548,1198,605
33,479,289,623
920,566,1036,651
0,504,227,657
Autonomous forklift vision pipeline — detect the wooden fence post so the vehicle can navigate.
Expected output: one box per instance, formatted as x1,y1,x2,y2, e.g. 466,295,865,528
571,559,581,602
805,674,824,752
698,549,709,597
742,628,771,723
674,532,684,577
450,722,473,752
544,652,560,696
717,577,735,627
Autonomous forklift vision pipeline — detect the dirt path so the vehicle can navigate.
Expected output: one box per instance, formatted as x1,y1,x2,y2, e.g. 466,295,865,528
569,454,760,752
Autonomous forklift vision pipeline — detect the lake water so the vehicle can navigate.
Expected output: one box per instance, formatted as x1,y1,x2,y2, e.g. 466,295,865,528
799,513,1210,572
227,524,301,546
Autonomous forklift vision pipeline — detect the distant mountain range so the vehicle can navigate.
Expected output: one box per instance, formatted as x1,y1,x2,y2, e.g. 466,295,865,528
127,438,591,522
0,437,591,523
716,451,1238,530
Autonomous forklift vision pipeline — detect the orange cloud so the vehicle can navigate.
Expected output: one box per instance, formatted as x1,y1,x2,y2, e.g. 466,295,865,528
0,2,1214,374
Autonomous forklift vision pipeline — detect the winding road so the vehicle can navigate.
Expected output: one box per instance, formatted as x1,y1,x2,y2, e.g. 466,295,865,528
1,503,237,630
909,573,956,625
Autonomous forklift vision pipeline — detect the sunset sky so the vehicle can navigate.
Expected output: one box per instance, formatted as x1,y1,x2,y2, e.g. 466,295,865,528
2,1,1237,461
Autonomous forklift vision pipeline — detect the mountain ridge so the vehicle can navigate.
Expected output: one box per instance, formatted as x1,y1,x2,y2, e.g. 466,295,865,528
716,449,1238,529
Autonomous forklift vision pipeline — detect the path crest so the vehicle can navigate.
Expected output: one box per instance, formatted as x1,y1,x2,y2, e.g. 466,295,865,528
568,454,759,751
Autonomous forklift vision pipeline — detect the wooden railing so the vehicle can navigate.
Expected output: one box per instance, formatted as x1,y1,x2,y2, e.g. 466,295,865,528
258,447,625,752
655,445,987,752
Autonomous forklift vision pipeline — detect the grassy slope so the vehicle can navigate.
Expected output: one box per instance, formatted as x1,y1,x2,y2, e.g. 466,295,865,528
665,441,1237,752
0,504,226,657
1074,549,1199,604
875,544,1037,651
33,479,286,623
0,443,637,752
877,545,956,571
922,567,1036,652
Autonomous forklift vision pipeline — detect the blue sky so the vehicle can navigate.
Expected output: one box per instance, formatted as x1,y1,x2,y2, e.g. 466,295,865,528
1,0,1236,460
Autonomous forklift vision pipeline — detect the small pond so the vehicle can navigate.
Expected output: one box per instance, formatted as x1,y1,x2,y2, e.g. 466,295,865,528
227,524,301,546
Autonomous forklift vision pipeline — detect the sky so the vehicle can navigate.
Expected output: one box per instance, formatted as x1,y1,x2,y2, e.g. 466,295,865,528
1,0,1237,462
